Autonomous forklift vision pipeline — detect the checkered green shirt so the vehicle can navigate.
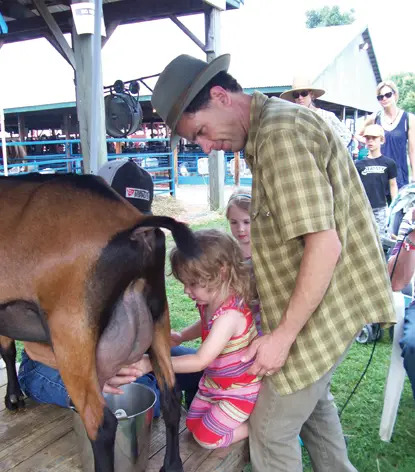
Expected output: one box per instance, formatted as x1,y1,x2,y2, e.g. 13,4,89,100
245,92,395,395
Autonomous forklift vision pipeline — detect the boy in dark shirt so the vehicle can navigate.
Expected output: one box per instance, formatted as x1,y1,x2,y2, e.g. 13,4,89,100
356,124,398,236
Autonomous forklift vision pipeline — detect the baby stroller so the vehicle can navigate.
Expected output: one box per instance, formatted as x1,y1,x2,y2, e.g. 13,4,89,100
356,184,415,344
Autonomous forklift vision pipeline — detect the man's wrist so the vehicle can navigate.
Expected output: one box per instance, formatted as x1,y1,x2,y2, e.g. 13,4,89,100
271,321,297,345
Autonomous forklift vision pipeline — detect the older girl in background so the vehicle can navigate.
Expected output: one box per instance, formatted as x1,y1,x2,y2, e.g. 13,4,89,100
226,189,262,336
135,229,262,449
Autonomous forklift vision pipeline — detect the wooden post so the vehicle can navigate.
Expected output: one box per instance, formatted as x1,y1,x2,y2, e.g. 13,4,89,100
17,113,27,158
234,151,240,187
114,142,122,154
173,146,178,185
0,106,8,176
205,6,224,210
63,112,72,171
71,0,107,174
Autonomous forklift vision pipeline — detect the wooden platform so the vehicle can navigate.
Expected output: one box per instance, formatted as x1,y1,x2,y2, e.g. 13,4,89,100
0,367,249,471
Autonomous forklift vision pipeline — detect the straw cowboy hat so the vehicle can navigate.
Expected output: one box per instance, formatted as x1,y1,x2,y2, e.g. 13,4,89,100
280,76,326,102
152,54,231,147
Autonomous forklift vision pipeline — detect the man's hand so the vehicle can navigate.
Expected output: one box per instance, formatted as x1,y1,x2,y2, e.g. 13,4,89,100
242,328,295,377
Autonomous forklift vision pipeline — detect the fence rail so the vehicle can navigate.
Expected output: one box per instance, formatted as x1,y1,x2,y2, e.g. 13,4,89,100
0,138,175,196
0,138,252,189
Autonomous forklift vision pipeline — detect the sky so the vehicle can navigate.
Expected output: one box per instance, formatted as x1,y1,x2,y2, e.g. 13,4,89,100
0,0,414,109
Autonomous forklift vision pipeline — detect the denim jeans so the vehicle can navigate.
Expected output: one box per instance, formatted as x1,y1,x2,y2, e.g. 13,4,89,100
400,302,415,400
18,345,202,411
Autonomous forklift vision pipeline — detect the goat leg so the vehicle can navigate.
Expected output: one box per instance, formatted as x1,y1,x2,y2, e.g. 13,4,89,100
0,336,25,410
149,320,184,472
47,308,117,472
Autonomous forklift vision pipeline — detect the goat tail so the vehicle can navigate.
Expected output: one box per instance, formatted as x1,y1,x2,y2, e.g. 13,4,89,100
136,216,200,258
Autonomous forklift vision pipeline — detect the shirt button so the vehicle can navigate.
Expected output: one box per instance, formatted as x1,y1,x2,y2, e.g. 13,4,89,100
266,211,271,217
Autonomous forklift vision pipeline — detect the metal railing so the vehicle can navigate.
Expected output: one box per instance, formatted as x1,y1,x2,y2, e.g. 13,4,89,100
177,151,252,186
0,138,175,196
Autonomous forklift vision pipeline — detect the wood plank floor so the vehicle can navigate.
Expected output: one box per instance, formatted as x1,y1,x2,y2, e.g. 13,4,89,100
0,366,248,471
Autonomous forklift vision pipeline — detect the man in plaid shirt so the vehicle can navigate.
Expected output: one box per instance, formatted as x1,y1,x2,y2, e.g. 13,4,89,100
152,54,396,472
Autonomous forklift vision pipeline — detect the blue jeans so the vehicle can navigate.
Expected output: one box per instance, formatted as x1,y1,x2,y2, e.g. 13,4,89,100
18,345,202,411
400,302,415,400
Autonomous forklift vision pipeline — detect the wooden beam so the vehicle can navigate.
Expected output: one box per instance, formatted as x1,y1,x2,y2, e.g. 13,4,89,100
44,32,75,68
3,0,205,43
169,15,206,52
205,6,224,210
101,19,121,48
33,0,76,70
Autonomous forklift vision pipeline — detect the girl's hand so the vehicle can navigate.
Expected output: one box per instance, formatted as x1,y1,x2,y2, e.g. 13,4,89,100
133,355,153,378
103,365,140,395
170,330,183,347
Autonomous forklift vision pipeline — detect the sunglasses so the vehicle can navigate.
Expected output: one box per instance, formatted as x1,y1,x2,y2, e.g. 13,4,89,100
292,90,310,99
377,91,394,101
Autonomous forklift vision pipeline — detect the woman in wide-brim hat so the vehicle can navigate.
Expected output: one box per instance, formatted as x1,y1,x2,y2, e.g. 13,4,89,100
281,76,352,148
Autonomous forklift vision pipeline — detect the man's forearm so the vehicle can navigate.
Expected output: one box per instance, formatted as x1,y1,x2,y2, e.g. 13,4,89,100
276,229,342,341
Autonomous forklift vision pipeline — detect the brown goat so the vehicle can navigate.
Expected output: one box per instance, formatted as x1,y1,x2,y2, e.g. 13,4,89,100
0,173,198,472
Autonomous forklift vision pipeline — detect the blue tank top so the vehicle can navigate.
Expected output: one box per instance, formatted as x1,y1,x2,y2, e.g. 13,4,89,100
375,111,409,188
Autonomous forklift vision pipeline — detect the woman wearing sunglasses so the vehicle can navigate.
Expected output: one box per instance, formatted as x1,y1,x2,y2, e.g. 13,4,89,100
359,80,415,190
280,77,352,148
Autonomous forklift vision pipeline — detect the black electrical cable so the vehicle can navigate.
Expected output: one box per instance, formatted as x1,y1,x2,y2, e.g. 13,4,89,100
339,229,411,417
339,324,379,417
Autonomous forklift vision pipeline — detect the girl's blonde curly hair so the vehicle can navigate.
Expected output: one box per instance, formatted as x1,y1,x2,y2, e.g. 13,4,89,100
170,229,251,305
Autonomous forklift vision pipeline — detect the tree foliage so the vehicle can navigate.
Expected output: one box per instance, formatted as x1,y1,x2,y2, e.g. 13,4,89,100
389,73,415,114
306,6,355,28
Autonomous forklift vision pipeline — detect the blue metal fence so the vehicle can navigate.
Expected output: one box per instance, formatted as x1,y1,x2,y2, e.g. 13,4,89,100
0,138,175,196
0,138,252,190
177,151,252,186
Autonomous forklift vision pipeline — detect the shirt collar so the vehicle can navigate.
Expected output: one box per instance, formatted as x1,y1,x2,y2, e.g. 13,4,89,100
245,91,269,165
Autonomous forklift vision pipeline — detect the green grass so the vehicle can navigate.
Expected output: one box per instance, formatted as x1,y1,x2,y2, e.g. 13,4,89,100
166,217,415,472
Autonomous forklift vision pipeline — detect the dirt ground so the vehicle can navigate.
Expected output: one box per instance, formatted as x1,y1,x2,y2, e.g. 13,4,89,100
153,184,237,224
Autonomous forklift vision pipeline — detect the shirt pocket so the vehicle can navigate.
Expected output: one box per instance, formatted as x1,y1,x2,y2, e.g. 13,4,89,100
251,191,273,221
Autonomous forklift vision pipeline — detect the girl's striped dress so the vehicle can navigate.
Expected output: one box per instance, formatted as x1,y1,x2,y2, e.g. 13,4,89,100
186,296,262,449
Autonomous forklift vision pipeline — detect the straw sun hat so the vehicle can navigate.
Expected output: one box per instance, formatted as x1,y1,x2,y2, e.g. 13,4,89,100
152,54,231,147
280,76,326,103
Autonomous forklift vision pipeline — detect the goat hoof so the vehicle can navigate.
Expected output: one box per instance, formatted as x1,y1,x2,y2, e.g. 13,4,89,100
5,393,25,411
159,464,184,472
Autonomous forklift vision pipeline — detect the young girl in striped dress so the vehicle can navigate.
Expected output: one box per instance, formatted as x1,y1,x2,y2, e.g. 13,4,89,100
135,229,262,449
